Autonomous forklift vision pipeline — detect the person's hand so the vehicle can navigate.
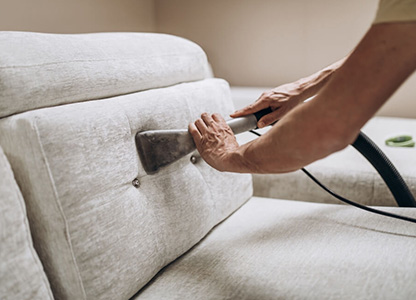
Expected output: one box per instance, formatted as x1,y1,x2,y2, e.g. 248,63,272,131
230,82,305,128
189,113,240,172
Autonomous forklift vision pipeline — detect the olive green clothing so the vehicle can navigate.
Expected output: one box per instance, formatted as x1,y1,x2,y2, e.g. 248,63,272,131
374,0,416,23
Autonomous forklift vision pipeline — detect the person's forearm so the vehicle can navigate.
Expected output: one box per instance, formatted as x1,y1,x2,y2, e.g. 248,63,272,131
230,57,348,127
226,22,416,174
229,99,348,174
292,56,348,101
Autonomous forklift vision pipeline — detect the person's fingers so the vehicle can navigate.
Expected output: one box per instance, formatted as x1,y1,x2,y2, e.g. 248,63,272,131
253,92,268,103
195,118,207,134
230,100,271,118
257,109,282,128
188,122,202,142
201,112,215,126
212,113,227,125
269,93,289,102
272,106,291,120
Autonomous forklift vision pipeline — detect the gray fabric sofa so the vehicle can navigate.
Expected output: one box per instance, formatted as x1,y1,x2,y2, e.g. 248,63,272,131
235,116,416,206
1,31,416,300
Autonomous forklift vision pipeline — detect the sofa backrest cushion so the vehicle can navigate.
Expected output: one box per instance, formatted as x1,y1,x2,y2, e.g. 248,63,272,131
0,31,210,118
0,146,54,300
0,78,253,300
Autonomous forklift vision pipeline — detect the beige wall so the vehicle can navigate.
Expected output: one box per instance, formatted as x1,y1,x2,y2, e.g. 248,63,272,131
0,0,414,117
155,0,416,118
0,0,155,33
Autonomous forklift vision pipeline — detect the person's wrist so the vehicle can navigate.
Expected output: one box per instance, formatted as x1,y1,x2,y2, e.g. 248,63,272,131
224,143,263,174
217,147,248,173
297,68,335,101
219,150,241,173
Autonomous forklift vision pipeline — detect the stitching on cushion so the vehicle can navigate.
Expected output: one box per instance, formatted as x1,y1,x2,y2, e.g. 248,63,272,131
10,160,55,300
0,52,203,69
32,117,87,300
114,100,169,273
1,148,54,299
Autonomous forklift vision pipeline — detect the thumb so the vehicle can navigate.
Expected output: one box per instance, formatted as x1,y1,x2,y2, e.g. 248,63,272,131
257,109,282,128
230,101,270,118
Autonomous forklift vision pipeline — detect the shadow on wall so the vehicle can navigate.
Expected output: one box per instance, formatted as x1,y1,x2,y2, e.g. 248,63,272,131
155,0,416,119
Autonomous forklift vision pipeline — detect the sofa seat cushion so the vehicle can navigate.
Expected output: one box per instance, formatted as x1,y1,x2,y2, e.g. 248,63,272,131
134,196,416,300
0,78,252,300
0,146,54,300
0,31,210,118
242,117,416,206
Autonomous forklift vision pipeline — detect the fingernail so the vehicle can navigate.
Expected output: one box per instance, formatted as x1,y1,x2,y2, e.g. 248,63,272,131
258,121,264,128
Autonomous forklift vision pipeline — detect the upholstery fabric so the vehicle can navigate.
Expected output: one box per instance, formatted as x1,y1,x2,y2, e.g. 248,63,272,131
135,196,416,300
0,31,210,118
241,117,416,206
0,78,252,300
0,147,54,300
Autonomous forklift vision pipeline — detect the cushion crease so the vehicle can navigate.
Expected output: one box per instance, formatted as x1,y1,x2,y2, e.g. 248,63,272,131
33,117,87,300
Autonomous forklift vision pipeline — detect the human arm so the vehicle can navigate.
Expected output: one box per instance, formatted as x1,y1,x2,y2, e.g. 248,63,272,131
231,57,348,127
189,21,416,173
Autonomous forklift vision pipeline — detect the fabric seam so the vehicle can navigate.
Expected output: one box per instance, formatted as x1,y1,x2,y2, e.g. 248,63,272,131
0,52,203,69
15,175,55,299
114,100,168,280
33,118,87,300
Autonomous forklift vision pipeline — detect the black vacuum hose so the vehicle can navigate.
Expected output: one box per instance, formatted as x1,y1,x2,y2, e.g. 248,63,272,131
352,131,416,207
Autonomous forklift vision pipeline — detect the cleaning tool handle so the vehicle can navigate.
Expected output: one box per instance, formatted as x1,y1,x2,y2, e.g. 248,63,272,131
254,107,273,121
226,107,274,135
